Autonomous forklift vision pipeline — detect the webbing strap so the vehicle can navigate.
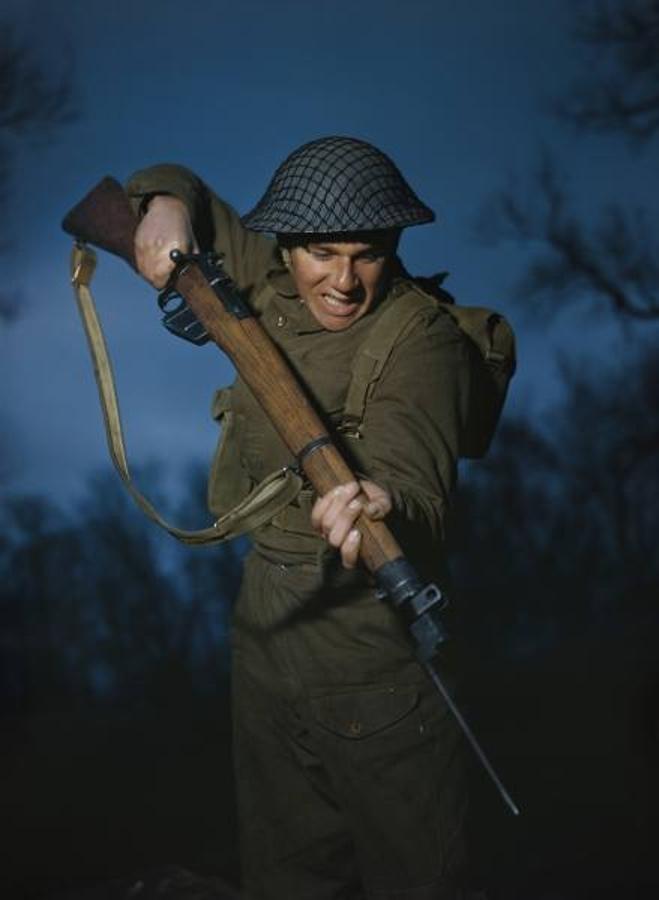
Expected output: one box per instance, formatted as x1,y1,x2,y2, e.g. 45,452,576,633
342,290,430,434
342,286,516,440
69,244,302,546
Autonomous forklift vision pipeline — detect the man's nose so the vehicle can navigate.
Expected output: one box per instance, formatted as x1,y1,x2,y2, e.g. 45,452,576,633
333,258,358,292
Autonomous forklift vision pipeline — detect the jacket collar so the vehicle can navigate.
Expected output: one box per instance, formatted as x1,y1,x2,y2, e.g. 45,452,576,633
265,262,410,335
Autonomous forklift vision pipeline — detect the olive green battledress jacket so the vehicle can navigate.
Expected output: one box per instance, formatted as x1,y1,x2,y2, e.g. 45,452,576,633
127,163,473,689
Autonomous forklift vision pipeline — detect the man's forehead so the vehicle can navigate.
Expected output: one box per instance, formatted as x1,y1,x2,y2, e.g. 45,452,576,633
308,239,387,252
303,229,399,250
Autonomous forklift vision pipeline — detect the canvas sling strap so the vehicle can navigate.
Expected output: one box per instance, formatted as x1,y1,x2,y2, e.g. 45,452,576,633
69,243,303,546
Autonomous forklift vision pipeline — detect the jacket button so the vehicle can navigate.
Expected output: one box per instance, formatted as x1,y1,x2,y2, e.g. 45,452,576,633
348,720,362,736
276,314,286,327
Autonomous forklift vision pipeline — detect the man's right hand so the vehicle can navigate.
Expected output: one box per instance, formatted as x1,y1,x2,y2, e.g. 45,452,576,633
134,195,199,289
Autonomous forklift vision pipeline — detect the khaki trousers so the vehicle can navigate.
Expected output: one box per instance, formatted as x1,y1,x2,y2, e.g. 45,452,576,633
232,555,468,900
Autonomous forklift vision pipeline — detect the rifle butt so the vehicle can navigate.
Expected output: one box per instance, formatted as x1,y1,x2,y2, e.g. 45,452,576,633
62,177,138,269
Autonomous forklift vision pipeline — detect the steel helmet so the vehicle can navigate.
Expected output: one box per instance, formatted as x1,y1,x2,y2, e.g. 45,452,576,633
242,136,435,234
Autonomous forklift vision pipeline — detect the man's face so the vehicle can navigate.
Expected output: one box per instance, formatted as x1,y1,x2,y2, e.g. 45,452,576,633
286,235,396,331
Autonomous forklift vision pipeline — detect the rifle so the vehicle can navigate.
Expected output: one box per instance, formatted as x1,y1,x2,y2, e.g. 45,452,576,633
62,177,519,816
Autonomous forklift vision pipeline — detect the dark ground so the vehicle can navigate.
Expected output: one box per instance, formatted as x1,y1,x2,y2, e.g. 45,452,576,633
3,630,658,900
2,694,239,900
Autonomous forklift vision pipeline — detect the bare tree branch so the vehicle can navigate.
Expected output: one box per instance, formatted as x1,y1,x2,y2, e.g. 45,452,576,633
0,21,77,324
476,4,659,322
557,0,659,140
0,23,76,136
475,156,659,319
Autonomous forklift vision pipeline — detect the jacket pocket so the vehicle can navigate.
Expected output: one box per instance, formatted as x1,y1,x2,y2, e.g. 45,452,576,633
311,686,419,740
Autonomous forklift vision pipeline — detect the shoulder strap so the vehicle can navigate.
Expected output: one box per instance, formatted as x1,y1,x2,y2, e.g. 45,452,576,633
341,278,516,458
342,285,433,436
69,244,302,545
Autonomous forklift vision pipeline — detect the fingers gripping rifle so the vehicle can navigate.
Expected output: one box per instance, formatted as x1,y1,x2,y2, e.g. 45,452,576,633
62,177,519,816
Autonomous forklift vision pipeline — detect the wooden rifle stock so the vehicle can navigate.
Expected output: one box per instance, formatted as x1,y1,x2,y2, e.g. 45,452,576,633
62,178,406,578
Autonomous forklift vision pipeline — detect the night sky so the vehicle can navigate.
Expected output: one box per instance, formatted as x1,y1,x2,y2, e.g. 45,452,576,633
3,5,659,895
3,0,655,507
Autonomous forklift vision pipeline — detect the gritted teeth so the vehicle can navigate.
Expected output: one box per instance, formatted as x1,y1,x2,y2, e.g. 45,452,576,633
324,294,356,307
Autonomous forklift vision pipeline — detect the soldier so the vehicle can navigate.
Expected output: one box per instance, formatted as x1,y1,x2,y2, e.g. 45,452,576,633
128,137,473,900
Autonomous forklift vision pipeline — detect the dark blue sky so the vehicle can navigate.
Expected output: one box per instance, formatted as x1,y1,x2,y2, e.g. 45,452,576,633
4,0,654,507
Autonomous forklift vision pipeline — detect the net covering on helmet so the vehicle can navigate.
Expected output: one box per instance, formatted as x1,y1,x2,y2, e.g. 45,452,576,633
242,136,435,234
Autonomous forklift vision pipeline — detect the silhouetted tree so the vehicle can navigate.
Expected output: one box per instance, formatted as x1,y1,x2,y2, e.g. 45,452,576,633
558,0,659,140
476,154,659,320
555,342,659,605
0,494,80,709
0,20,76,323
452,417,571,655
476,0,659,322
0,463,243,713
452,341,659,652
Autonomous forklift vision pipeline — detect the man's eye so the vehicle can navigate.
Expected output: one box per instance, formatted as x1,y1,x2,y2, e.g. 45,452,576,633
310,250,331,260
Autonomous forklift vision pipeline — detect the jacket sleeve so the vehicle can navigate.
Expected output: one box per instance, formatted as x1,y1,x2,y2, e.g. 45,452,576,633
125,163,279,295
353,307,473,568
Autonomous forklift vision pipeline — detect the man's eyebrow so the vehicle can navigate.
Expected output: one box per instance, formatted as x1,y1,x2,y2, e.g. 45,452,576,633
307,242,388,254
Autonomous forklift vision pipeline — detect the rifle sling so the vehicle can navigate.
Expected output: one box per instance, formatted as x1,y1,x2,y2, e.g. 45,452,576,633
69,243,303,546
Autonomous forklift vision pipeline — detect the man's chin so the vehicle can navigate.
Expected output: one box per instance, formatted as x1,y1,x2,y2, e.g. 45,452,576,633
317,309,362,331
